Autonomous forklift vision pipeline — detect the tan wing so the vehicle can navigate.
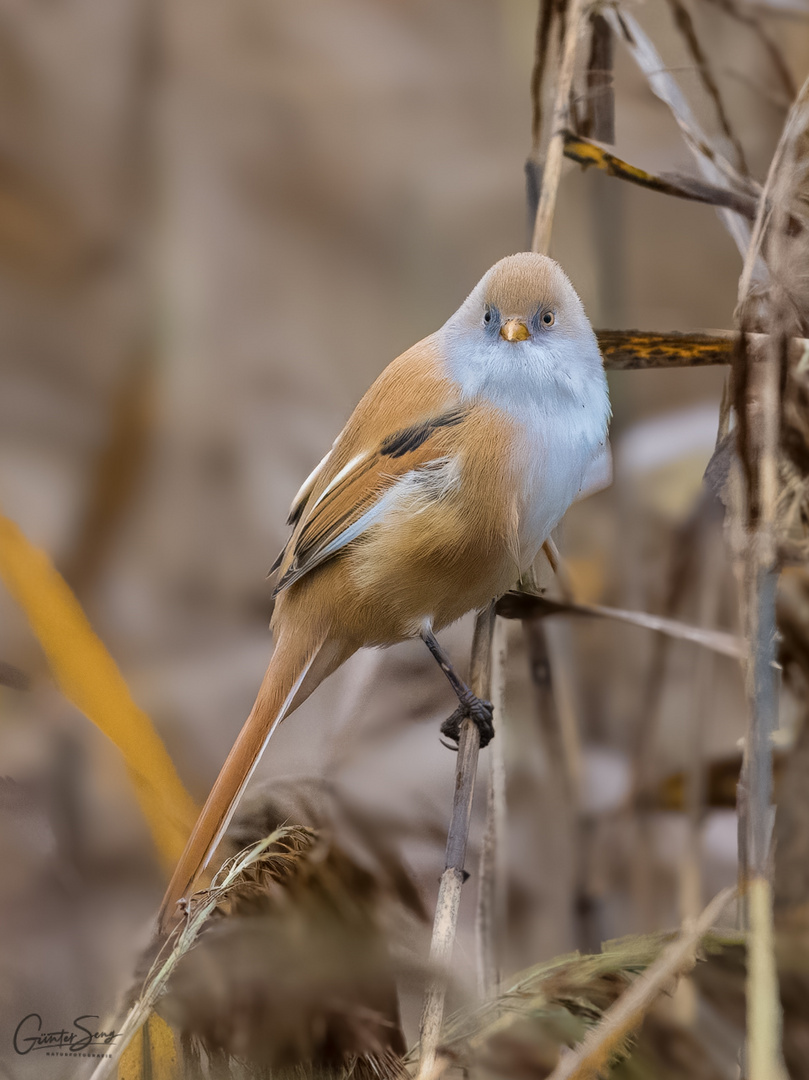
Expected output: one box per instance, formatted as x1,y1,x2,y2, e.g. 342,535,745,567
273,334,467,594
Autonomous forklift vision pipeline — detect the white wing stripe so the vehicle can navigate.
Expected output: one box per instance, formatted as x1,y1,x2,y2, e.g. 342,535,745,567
289,449,332,519
310,452,367,512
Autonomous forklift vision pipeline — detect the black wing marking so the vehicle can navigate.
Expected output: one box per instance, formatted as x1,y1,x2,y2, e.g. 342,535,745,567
380,405,468,459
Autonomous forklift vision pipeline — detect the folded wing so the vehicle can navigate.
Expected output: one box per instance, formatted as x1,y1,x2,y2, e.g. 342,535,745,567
274,402,471,594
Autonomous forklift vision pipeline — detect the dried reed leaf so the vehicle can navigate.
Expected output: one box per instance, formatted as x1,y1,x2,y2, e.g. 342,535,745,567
0,512,198,871
564,132,766,220
476,616,509,1000
727,61,809,1080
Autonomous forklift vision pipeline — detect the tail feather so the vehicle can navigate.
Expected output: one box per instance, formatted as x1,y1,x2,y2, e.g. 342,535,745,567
158,632,345,931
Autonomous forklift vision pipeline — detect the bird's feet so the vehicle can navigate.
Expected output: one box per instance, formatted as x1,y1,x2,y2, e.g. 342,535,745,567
440,692,495,749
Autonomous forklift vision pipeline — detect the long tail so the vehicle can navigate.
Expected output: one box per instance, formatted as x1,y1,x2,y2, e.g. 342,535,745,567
158,631,345,931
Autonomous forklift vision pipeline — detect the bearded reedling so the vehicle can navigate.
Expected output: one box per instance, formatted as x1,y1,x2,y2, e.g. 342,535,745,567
159,252,611,926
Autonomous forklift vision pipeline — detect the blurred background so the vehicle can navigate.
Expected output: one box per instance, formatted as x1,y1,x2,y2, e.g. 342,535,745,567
0,0,808,1075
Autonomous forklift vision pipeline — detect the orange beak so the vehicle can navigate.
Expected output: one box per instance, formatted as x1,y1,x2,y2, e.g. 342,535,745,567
500,319,530,342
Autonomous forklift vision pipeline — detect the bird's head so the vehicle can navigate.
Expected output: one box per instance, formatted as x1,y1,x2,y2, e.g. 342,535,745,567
470,252,592,344
441,252,603,398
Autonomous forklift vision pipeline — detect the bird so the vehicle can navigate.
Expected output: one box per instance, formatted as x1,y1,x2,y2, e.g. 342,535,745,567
158,251,611,928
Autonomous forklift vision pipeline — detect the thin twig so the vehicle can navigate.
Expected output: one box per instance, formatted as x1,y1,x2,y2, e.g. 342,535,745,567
546,886,736,1080
417,602,496,1078
497,589,750,661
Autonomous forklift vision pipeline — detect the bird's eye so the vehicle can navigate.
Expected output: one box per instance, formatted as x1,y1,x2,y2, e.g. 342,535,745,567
541,311,555,327
483,308,492,325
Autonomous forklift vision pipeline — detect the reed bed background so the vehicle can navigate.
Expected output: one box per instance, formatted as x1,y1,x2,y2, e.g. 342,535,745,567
1,1,809,1077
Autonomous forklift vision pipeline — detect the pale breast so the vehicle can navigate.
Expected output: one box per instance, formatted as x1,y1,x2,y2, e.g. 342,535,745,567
500,378,610,572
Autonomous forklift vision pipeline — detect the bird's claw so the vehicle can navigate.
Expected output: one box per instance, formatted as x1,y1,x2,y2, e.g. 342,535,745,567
439,696,495,749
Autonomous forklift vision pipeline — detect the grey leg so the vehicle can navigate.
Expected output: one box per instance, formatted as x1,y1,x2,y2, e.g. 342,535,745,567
420,628,494,747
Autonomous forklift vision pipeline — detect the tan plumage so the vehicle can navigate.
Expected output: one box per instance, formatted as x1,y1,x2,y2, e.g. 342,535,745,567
158,253,610,929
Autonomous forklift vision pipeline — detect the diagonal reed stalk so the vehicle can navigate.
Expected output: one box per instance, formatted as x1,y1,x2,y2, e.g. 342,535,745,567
497,588,752,659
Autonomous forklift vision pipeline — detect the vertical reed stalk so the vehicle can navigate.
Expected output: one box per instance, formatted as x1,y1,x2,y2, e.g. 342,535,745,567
732,74,809,1080
532,0,586,254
